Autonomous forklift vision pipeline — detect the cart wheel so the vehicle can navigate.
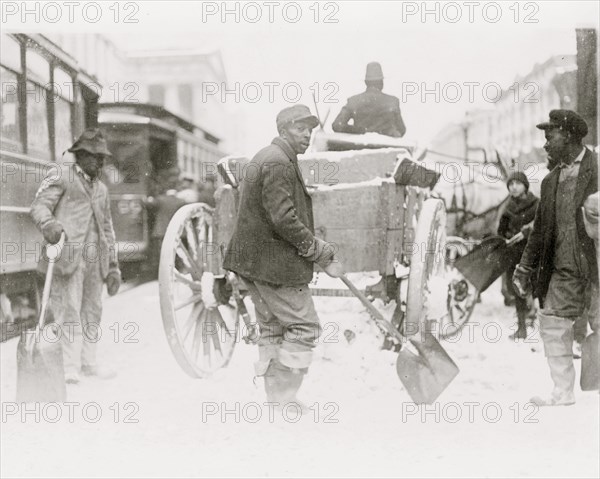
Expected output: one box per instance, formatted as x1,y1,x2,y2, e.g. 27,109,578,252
159,203,239,378
439,274,479,339
406,199,447,336
437,237,479,338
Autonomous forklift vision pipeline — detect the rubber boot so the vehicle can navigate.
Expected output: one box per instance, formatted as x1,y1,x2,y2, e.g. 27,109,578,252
530,355,576,406
532,312,576,406
264,359,309,412
509,311,528,340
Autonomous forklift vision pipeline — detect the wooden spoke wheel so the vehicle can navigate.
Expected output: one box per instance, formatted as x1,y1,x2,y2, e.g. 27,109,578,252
406,199,447,336
159,203,239,378
439,238,479,339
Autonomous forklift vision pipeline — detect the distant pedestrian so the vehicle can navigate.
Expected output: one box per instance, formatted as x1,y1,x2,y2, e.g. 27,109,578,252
498,171,539,340
146,183,187,275
176,175,200,204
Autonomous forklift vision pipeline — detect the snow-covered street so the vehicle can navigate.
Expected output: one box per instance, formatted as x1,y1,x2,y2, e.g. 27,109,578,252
1,278,598,478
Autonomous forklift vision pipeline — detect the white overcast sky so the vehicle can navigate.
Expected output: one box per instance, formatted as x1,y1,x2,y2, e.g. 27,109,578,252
3,1,599,154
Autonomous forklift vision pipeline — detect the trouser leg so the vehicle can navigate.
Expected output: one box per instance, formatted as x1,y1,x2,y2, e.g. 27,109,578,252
252,282,321,370
81,258,104,369
536,311,576,404
243,279,321,405
242,278,284,379
50,265,84,376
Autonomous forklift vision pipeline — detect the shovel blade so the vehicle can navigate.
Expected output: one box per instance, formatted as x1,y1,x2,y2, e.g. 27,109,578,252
396,331,459,404
16,328,66,403
581,331,599,391
454,236,514,292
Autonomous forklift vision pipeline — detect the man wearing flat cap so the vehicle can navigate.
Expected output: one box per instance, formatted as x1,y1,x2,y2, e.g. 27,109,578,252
513,109,598,405
223,105,343,409
332,61,406,138
31,128,121,384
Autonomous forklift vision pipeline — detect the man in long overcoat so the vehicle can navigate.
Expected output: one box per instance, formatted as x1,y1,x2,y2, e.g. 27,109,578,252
30,129,121,384
513,110,598,405
223,105,342,408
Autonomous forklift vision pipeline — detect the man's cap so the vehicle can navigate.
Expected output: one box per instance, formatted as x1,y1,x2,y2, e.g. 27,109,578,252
276,105,319,131
507,171,529,191
365,61,384,81
536,109,588,139
68,128,112,157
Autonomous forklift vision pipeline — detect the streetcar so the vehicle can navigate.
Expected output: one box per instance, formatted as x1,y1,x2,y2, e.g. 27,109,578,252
97,103,224,269
0,34,101,338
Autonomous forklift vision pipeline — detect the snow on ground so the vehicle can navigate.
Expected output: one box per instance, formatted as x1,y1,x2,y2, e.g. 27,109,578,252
1,276,598,478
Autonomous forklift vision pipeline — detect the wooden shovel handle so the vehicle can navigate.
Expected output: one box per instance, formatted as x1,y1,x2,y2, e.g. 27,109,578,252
37,233,65,330
340,275,403,342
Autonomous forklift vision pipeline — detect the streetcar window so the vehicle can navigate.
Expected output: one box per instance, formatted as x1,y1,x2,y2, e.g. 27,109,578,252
1,34,22,72
26,49,50,85
25,49,51,159
54,97,73,160
26,82,50,159
0,67,22,152
53,68,74,160
1,36,23,152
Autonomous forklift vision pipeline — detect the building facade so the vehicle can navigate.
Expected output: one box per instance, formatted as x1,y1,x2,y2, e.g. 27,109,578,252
45,34,233,151
431,55,578,168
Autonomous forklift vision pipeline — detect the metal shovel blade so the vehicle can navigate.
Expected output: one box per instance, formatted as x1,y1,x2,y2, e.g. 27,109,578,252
453,235,525,293
339,274,458,403
16,236,67,403
581,331,599,391
396,330,459,404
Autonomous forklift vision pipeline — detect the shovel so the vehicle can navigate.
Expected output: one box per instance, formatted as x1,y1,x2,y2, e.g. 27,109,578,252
454,234,526,293
340,275,459,404
16,234,66,403
581,331,599,391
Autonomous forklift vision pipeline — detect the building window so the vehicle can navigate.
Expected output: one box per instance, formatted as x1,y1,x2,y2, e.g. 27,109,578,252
148,84,165,106
178,84,193,119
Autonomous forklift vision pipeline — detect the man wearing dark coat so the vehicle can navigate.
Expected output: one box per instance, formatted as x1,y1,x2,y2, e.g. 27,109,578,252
223,105,343,409
332,62,406,138
513,110,599,406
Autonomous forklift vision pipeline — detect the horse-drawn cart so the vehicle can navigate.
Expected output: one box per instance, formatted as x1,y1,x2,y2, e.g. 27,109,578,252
157,132,470,403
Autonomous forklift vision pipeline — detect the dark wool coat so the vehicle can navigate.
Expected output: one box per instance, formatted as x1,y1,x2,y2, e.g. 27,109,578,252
332,86,406,138
498,191,540,239
519,148,598,306
223,137,316,285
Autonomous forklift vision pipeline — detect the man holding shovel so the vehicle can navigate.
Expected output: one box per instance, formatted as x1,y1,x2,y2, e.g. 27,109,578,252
31,129,121,385
513,110,598,406
223,105,343,409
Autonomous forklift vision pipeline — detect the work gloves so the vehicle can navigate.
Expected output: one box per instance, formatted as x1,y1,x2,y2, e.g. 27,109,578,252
300,237,336,268
106,267,122,296
41,220,65,245
512,264,533,298
300,237,344,278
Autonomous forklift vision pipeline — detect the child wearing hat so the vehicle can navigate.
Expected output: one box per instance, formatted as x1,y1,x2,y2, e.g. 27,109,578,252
497,171,540,339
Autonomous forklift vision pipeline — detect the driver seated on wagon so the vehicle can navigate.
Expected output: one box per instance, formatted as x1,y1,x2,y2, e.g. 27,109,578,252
332,61,407,138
